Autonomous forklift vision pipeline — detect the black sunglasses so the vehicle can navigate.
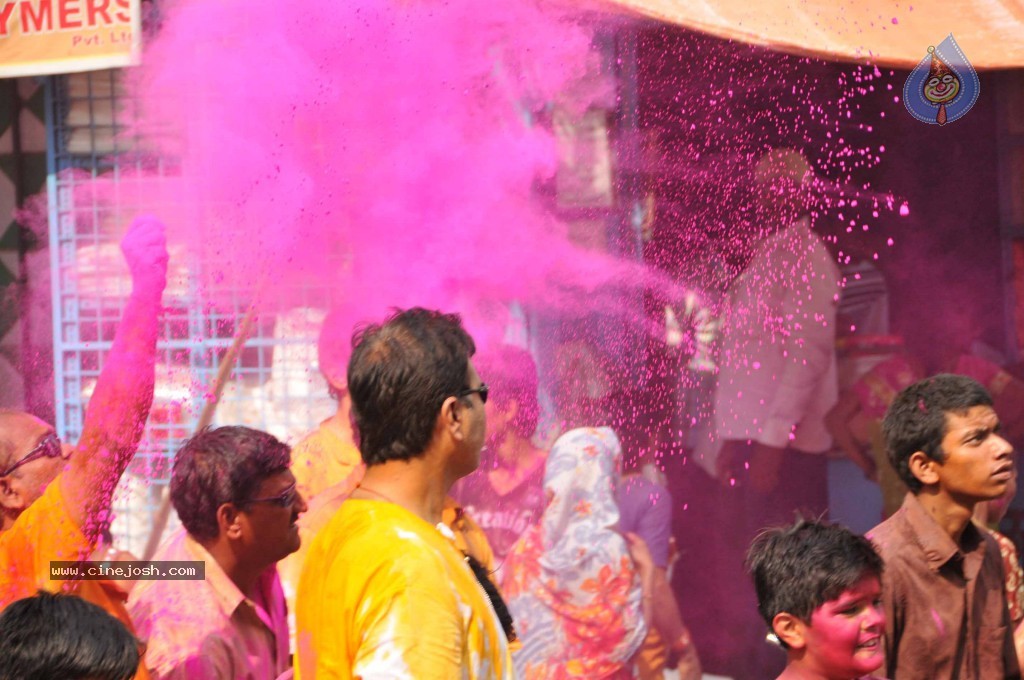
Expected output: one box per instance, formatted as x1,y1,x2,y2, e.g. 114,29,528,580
456,384,489,404
242,481,299,508
0,433,65,477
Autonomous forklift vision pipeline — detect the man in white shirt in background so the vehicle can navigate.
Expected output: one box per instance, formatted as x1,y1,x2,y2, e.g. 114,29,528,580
714,147,840,518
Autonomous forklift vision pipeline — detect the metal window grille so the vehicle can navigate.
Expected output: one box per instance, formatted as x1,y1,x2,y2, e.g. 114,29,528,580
43,35,636,555
45,71,338,556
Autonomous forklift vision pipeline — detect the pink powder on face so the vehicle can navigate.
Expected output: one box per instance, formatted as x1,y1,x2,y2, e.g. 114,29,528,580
803,575,885,679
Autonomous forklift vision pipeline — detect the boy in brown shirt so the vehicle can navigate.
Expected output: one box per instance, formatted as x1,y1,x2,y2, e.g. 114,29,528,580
869,373,1020,679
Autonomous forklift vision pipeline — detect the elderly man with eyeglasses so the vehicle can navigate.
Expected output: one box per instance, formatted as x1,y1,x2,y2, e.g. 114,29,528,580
128,426,308,679
0,215,166,591
0,215,167,677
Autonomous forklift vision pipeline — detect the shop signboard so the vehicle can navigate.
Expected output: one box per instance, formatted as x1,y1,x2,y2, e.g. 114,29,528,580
0,0,139,77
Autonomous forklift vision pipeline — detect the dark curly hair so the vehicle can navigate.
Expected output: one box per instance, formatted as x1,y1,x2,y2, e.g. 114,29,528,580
882,373,993,493
170,426,291,541
347,308,476,466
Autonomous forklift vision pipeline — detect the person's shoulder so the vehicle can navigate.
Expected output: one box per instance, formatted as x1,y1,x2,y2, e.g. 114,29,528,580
866,507,911,557
292,424,324,449
0,474,89,576
23,473,78,530
306,499,376,555
977,529,1010,584
291,422,336,461
805,229,841,275
617,474,671,505
130,529,205,607
132,535,203,594
311,501,445,573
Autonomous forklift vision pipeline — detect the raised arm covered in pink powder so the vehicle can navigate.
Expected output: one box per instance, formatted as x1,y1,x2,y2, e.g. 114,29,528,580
61,215,168,534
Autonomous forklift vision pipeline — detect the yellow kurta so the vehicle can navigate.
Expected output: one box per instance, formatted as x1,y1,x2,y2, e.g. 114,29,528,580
290,416,364,502
296,499,512,679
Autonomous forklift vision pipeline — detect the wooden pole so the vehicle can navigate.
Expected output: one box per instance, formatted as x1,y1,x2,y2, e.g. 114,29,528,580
141,302,260,561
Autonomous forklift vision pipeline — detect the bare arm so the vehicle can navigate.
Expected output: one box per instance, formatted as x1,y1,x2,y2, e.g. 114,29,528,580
60,216,167,533
649,567,686,643
626,532,656,625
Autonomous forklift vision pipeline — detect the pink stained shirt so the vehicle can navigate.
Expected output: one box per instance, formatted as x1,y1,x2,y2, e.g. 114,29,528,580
128,527,291,680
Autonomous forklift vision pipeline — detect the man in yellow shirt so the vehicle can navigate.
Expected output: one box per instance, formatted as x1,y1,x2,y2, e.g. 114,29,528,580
296,307,513,679
0,216,167,679
283,308,494,590
289,307,365,503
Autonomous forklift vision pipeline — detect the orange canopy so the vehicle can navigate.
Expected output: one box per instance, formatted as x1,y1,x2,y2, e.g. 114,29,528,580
598,0,1024,69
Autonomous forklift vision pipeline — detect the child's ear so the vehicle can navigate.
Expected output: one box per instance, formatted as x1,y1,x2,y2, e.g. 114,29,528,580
772,612,808,650
909,450,941,487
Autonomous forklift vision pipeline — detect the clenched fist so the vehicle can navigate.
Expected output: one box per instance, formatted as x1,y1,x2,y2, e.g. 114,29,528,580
120,215,169,300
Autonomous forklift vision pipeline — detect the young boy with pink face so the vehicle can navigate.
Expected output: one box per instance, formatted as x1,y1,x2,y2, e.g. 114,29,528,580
747,520,886,680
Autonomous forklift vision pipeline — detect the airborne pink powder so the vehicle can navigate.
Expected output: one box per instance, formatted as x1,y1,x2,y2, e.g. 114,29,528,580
113,0,652,335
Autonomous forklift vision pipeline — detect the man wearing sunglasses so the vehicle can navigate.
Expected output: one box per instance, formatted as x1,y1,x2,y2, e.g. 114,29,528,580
296,307,513,679
279,305,498,654
0,216,166,600
128,426,307,679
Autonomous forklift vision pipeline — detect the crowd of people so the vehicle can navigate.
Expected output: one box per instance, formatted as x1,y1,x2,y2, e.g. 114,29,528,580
1,146,1024,680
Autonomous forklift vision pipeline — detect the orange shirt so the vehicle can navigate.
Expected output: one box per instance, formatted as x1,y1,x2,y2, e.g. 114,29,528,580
0,476,151,679
0,475,91,603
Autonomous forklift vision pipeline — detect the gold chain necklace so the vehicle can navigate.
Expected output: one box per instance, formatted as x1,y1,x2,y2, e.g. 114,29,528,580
356,484,398,504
